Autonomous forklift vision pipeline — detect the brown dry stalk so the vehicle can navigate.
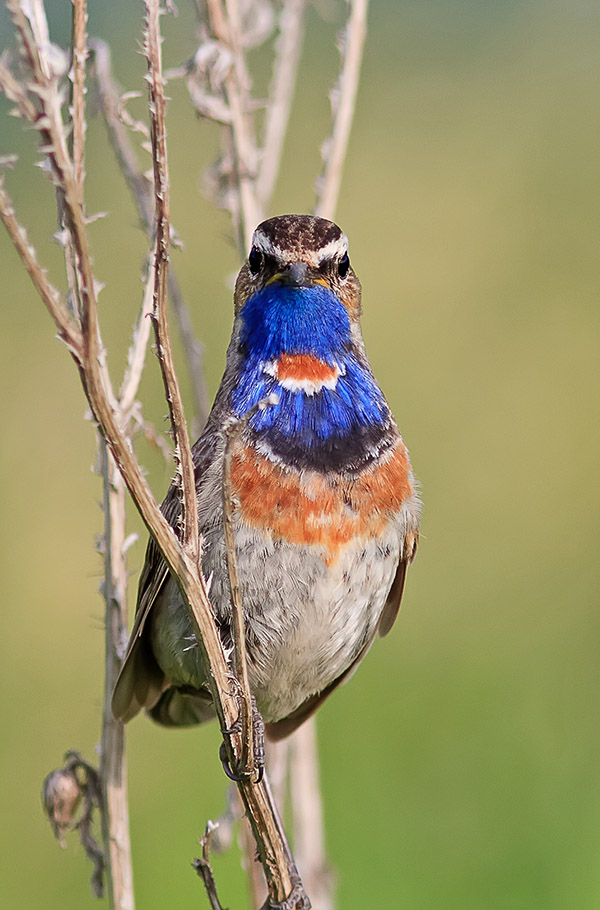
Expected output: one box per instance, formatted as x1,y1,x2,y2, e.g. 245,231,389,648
315,0,369,220
221,413,256,774
1,2,310,905
205,0,261,247
68,5,134,908
219,394,281,779
0,179,82,358
69,0,88,199
99,441,135,910
192,821,228,910
256,0,307,212
89,37,210,431
144,0,199,557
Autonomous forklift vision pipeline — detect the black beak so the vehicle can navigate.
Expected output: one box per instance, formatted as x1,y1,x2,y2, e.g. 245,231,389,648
272,261,310,287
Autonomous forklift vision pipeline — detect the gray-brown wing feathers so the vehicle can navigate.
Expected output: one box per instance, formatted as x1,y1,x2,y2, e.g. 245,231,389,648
111,437,213,723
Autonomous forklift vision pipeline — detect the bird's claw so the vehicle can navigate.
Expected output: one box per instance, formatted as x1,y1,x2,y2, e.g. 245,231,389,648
219,696,265,783
260,874,310,910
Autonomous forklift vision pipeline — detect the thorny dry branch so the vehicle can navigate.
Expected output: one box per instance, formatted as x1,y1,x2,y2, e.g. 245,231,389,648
315,0,368,219
192,821,228,910
89,36,210,434
0,0,369,907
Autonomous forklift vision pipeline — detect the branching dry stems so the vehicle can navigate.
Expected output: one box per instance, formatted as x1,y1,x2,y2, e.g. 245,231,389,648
315,0,368,220
89,37,210,431
1,1,311,907
1,0,371,907
99,440,135,910
144,0,199,559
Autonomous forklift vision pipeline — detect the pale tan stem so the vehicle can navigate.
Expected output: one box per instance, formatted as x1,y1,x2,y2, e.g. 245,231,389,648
315,0,368,220
118,252,155,417
144,0,199,558
291,720,334,910
69,0,88,200
99,441,135,910
66,6,135,908
89,38,210,430
256,0,307,213
0,180,82,358
206,0,261,249
222,415,255,773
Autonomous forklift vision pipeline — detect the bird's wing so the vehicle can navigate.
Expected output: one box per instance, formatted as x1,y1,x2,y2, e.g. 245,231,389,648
111,434,215,723
377,529,419,638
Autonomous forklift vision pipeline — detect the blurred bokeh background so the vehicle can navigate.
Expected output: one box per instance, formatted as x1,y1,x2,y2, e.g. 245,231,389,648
1,0,599,907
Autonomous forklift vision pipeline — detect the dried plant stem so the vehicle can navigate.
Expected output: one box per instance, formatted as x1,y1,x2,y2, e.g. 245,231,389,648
89,38,210,430
291,722,333,910
0,180,82,356
205,0,261,248
99,441,135,910
118,254,155,417
2,117,306,910
256,0,307,211
66,5,135,907
69,0,88,198
192,821,228,910
222,415,255,773
144,0,199,556
89,40,153,226
315,0,368,220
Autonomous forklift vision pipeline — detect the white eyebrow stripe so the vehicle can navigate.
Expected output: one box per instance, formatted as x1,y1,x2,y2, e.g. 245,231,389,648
316,235,349,263
250,230,349,266
251,232,283,258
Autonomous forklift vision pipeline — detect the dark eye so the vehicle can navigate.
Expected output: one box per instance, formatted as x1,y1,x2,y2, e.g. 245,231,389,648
248,246,263,275
338,252,350,279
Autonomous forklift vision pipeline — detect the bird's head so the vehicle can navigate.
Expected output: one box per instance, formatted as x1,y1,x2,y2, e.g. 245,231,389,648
233,215,362,359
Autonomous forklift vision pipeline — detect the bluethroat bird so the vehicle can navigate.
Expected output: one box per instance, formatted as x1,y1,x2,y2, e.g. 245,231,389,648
112,214,421,741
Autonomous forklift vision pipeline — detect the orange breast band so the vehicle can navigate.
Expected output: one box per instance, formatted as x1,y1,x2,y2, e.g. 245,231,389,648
265,353,341,394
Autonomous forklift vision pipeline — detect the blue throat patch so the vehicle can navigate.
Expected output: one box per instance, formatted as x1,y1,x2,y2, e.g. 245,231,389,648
231,284,391,470
238,283,351,362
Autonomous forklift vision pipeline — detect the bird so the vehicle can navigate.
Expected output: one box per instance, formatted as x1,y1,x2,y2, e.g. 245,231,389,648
112,214,421,743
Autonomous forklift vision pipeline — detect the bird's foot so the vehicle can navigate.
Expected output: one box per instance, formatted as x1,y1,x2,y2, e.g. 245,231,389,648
219,696,265,784
260,873,311,910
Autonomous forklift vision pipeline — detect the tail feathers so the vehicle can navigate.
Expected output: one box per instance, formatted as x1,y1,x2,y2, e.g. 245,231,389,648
148,686,215,727
112,635,165,723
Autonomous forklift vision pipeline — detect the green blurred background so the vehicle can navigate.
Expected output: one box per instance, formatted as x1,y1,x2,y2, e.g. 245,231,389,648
1,1,599,907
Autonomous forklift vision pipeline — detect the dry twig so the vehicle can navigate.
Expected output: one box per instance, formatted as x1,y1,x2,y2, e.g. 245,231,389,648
315,0,368,219
69,0,87,198
255,0,307,211
99,440,135,910
144,0,199,558
1,3,310,906
192,821,228,910
89,38,210,431
2,1,371,906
